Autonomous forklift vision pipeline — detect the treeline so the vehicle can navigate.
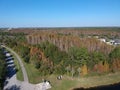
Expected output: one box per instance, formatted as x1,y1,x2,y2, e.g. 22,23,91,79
6,36,120,77
0,31,26,45
0,31,25,36
7,27,120,35
0,47,6,90
27,32,113,55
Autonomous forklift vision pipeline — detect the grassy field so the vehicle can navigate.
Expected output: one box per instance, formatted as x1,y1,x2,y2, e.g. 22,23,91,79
22,61,42,83
13,55,24,81
42,72,120,90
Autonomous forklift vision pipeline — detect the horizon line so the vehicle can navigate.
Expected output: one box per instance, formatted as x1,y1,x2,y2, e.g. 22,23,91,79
0,26,120,29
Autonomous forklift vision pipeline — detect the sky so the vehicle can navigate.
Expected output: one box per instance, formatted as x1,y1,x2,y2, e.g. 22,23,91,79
0,0,120,27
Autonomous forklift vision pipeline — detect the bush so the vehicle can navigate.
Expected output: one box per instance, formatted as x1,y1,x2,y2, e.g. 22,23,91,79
35,62,40,69
24,55,30,63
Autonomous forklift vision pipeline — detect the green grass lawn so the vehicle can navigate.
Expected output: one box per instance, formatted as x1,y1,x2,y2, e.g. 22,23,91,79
22,62,42,83
13,55,24,81
49,72,120,90
47,75,78,90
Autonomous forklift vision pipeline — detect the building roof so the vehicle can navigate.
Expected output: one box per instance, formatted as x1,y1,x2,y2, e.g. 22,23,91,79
114,39,120,43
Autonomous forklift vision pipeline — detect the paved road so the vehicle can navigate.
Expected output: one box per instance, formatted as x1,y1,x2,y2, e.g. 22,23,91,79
4,45,29,82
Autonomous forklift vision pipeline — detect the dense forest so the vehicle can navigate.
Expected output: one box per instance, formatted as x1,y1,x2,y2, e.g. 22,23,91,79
0,28,120,78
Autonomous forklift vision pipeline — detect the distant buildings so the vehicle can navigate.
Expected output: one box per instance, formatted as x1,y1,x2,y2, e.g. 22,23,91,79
95,36,120,46
99,38,106,42
114,39,120,45
100,39,120,46
7,28,12,31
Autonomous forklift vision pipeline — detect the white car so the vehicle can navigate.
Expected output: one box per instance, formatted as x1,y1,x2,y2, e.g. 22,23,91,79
5,53,11,57
7,60,14,64
7,64,15,67
5,57,13,61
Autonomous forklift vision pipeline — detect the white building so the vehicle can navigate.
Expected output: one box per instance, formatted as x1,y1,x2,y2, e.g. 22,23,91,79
114,39,120,45
99,38,106,42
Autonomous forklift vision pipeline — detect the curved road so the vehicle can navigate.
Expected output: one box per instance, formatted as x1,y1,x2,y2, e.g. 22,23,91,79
3,45,51,90
4,45,29,82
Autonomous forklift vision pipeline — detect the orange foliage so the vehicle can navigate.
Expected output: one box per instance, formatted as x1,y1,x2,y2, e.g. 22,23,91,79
81,64,88,75
104,62,109,72
30,46,53,67
93,62,109,73
112,59,120,71
30,47,42,60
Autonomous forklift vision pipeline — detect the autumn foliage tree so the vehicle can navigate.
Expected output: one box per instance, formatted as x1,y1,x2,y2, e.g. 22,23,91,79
109,46,120,71
2,29,120,77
